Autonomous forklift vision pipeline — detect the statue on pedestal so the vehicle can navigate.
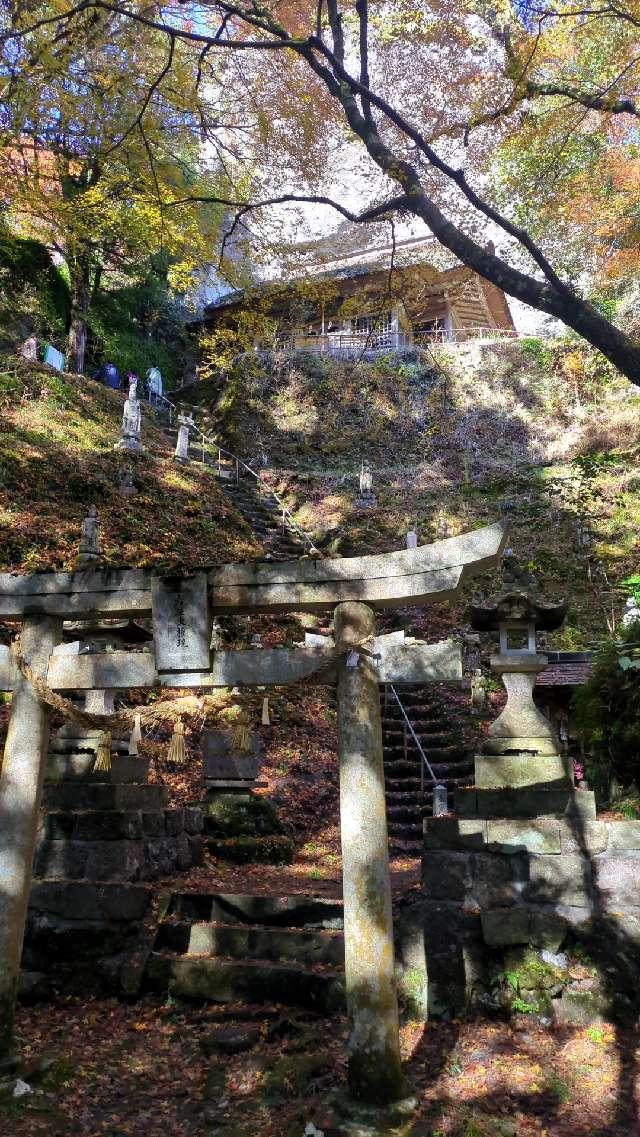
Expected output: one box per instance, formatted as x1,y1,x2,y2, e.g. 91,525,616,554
174,408,196,462
77,505,100,565
355,459,377,509
116,388,143,452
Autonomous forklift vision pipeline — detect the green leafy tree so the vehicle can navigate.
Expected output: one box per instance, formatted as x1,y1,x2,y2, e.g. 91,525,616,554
1,8,226,371
573,622,640,800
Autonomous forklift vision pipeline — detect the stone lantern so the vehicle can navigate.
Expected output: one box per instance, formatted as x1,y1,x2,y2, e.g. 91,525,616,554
469,582,568,760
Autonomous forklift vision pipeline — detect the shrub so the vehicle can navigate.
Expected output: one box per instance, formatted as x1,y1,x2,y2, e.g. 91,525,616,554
572,622,640,801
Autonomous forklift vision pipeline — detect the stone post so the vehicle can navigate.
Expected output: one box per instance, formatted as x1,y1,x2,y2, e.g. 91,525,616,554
0,616,61,1055
334,601,404,1105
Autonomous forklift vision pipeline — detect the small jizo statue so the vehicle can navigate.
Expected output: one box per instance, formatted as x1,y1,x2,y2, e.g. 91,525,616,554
174,407,196,463
116,386,143,452
78,505,100,565
470,667,487,712
356,459,377,509
359,460,373,496
118,464,136,497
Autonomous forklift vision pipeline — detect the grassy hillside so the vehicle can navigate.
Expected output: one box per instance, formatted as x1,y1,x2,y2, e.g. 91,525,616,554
0,357,259,572
189,339,640,645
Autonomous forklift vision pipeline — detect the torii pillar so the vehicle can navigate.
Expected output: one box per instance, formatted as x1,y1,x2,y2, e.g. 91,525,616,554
0,616,60,1056
335,602,404,1104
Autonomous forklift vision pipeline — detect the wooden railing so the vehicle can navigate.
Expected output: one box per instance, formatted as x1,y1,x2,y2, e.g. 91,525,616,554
274,325,520,356
276,330,410,356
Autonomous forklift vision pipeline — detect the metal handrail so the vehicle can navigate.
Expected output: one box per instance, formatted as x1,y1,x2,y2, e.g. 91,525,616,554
146,391,319,554
146,390,175,425
388,683,439,786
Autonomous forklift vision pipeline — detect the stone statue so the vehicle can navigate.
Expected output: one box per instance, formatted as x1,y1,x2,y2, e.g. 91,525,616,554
128,375,138,401
470,668,487,712
174,408,195,462
116,389,143,452
622,596,640,629
77,505,100,565
356,459,377,509
19,335,38,361
118,465,136,497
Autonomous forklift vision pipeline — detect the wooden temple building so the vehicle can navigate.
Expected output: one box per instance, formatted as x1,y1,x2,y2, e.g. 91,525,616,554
197,230,517,356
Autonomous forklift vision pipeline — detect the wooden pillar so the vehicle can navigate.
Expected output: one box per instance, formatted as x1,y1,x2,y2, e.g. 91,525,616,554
0,616,60,1055
334,602,404,1105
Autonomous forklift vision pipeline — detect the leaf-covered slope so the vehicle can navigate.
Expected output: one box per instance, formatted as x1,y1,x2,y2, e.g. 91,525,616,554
197,340,640,645
0,358,260,572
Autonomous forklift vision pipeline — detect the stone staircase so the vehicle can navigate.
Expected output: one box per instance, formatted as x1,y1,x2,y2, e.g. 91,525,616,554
381,684,472,857
146,892,345,1012
161,422,311,560
24,758,204,987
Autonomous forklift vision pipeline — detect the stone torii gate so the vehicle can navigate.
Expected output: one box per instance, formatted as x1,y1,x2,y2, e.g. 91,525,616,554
0,522,507,1101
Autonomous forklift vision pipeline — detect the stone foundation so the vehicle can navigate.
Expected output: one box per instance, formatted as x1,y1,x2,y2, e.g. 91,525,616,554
22,752,204,995
401,783,640,1022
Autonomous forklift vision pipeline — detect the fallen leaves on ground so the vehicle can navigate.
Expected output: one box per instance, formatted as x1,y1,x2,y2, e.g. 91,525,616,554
5,1004,639,1137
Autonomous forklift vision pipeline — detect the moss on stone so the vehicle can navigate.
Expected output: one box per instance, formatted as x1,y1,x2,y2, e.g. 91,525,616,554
204,793,282,838
206,834,294,864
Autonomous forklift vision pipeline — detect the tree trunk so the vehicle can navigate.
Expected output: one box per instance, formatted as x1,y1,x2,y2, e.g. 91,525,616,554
0,616,61,1057
407,191,640,385
67,252,92,374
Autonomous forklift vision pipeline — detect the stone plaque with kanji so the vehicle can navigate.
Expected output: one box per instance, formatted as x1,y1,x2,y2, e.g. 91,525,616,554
152,573,210,671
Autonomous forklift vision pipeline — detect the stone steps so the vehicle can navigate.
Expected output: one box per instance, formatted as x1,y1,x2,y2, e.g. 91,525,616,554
34,834,196,881
158,919,345,965
160,422,311,560
24,770,204,980
381,685,472,854
146,954,345,1013
42,782,168,811
145,892,346,1012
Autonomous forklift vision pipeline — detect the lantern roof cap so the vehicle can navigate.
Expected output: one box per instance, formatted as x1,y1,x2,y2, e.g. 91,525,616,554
469,588,568,632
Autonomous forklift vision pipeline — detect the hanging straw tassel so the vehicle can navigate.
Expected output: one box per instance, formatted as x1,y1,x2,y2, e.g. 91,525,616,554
230,712,252,754
261,697,270,727
128,712,142,756
94,730,112,773
167,719,186,765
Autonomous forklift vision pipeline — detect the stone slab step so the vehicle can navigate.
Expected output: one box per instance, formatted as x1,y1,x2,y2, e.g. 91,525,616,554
389,823,422,841
456,787,597,821
29,880,152,921
146,954,345,1012
167,892,344,928
42,783,169,812
34,834,196,881
47,755,151,784
158,920,344,965
44,807,202,841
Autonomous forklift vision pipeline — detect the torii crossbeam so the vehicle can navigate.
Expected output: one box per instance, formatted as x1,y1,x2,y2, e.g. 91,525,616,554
0,522,507,1102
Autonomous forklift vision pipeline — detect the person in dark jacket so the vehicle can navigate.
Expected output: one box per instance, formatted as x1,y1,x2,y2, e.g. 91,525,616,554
94,362,121,389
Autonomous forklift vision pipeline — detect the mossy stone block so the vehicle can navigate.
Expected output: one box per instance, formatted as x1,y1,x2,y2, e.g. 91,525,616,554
485,820,561,854
481,907,568,950
475,753,573,790
206,835,294,864
423,818,487,850
523,853,592,907
204,792,282,838
469,788,596,821
605,822,640,851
